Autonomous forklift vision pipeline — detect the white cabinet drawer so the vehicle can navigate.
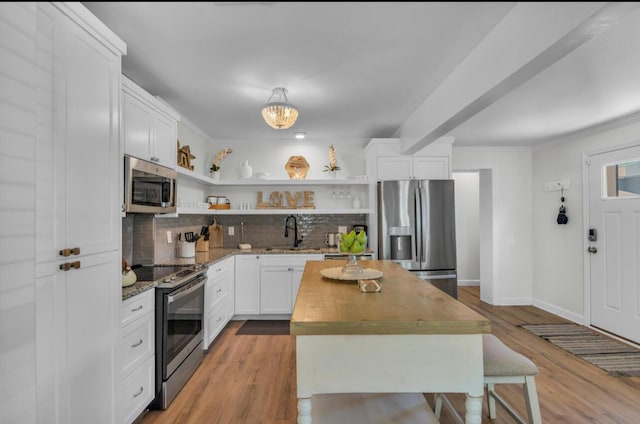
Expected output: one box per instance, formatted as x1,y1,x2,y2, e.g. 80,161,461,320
207,276,229,309
121,355,155,424
207,257,233,277
121,290,154,326
121,314,155,377
205,301,229,347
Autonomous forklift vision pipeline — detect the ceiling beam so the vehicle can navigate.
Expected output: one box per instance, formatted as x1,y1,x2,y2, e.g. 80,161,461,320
397,2,640,155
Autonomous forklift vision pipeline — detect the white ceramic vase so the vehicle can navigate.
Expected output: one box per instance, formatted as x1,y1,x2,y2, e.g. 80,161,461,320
210,170,220,180
240,160,253,178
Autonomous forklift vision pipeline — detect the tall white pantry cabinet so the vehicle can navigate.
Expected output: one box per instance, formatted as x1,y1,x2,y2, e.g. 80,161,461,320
33,3,125,424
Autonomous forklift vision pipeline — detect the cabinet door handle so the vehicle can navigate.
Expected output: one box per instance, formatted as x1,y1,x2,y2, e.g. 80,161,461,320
59,247,80,257
216,268,222,272
59,261,81,271
131,305,143,312
133,387,143,398
216,288,222,293
131,339,143,348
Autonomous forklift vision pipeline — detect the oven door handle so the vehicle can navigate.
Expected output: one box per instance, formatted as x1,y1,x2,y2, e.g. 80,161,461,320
167,276,206,304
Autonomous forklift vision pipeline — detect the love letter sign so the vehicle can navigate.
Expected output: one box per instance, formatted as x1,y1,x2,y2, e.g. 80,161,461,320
256,191,315,209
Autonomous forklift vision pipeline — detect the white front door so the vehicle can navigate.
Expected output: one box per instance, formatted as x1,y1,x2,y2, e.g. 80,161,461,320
588,145,640,343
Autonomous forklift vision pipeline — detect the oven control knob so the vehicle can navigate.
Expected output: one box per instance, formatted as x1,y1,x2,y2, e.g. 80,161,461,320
163,277,171,283
171,276,177,281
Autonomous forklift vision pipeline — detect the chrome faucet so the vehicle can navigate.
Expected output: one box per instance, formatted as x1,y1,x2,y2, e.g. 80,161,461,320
284,215,303,248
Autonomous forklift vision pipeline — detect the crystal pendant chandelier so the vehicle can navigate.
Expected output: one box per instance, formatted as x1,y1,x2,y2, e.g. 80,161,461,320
261,87,299,129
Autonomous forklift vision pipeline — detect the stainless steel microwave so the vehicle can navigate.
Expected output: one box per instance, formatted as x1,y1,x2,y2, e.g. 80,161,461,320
124,155,177,214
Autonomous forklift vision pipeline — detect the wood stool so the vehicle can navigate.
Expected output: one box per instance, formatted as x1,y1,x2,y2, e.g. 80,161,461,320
433,334,542,424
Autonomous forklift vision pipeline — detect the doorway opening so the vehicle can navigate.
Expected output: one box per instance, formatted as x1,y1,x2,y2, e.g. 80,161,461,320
453,169,494,304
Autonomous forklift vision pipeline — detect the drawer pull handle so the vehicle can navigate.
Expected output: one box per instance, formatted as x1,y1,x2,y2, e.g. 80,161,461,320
216,288,222,293
133,387,143,398
59,261,81,271
131,305,143,312
59,247,80,257
216,268,222,272
131,339,143,348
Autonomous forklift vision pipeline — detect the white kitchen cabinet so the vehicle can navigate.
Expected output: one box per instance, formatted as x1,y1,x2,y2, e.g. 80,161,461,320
234,255,261,315
120,290,155,424
34,4,125,424
204,256,234,348
122,75,179,169
377,156,450,180
260,255,323,314
260,266,292,314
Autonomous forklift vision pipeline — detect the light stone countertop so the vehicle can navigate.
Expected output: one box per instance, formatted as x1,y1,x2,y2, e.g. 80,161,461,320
121,247,373,301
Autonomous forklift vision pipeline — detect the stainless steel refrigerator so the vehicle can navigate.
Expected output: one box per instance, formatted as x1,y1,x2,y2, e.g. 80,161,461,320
377,180,458,298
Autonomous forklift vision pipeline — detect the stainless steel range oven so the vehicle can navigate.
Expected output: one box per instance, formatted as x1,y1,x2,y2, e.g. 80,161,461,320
135,264,207,409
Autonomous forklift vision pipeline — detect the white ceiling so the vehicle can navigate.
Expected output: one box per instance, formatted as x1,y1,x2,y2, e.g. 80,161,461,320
83,2,640,147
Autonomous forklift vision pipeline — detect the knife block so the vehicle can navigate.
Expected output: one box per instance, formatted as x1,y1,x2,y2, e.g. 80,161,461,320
195,235,209,252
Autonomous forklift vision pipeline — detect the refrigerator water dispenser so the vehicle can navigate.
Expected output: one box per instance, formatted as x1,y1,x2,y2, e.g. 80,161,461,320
390,235,411,260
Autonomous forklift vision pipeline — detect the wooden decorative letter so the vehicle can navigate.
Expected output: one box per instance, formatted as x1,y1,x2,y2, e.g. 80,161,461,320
177,140,196,170
270,191,283,207
257,192,269,208
285,191,301,208
303,191,315,208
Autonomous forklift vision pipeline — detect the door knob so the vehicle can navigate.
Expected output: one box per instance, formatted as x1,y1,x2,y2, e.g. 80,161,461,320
587,246,597,253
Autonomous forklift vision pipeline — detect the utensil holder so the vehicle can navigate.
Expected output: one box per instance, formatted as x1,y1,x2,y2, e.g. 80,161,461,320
179,241,195,258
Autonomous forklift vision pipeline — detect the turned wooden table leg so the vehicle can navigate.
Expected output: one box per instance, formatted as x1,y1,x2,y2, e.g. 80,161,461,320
465,394,483,424
297,397,312,424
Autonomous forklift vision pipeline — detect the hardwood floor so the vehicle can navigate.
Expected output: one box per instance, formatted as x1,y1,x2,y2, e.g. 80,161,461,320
140,287,640,423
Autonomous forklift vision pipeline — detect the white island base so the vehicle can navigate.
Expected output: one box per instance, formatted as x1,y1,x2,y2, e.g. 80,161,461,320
296,334,484,424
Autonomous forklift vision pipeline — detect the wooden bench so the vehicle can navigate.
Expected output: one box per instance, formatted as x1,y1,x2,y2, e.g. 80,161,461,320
434,334,542,424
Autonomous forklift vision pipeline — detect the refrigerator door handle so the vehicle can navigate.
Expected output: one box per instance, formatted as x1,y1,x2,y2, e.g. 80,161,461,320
420,185,428,263
414,186,421,264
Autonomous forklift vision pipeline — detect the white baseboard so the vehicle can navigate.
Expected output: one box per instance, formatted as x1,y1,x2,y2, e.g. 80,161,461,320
532,297,584,324
457,279,480,286
494,297,532,306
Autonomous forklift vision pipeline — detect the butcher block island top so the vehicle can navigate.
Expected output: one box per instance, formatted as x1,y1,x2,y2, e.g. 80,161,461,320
290,259,491,336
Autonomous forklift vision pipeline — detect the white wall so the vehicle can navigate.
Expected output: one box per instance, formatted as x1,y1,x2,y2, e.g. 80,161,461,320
178,117,213,176
532,113,640,322
453,146,533,305
176,127,368,181
453,172,480,285
201,139,367,180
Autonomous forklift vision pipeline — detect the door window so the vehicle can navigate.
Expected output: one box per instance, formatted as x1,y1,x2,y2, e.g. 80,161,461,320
604,159,640,198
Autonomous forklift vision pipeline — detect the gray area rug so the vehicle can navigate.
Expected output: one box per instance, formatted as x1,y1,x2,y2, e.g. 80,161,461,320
520,323,640,377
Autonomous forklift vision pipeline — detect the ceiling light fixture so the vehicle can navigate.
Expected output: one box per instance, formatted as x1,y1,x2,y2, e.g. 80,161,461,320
294,132,306,139
261,87,299,129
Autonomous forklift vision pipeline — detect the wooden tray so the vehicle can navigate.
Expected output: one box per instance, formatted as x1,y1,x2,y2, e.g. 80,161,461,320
209,204,230,209
320,267,383,281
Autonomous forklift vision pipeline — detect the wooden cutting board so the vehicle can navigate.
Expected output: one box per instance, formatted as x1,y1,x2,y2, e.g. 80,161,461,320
209,217,223,248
